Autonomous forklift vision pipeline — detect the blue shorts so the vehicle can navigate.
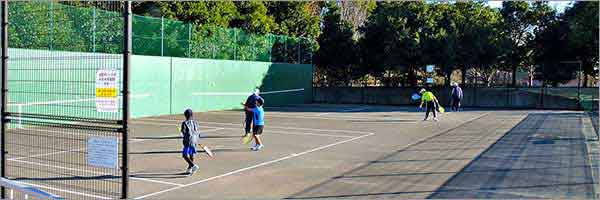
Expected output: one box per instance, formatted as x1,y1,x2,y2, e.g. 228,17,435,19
182,146,196,156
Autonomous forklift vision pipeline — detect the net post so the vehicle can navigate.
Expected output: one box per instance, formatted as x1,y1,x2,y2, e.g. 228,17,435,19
121,1,131,199
0,0,8,198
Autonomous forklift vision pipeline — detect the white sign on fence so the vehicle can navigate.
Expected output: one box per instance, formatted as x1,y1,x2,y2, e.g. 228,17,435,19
95,70,118,112
87,136,119,169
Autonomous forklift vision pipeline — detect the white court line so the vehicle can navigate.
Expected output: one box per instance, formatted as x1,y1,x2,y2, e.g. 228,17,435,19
202,110,422,122
11,159,105,175
12,127,94,138
266,130,355,138
316,107,370,116
9,147,85,161
19,181,112,200
130,177,184,187
135,131,375,199
10,127,224,161
192,88,304,96
131,128,226,142
11,159,183,187
137,118,372,135
132,120,353,139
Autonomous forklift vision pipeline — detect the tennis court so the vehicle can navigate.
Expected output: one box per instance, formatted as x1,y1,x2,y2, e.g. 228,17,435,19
10,104,598,199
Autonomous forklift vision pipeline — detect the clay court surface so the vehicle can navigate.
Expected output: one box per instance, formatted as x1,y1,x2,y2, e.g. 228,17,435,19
9,104,600,199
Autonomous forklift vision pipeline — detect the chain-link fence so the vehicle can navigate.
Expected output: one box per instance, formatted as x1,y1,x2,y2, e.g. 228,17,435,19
10,1,315,64
4,1,129,199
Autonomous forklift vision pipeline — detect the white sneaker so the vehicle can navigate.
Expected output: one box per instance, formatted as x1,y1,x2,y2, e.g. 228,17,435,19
252,144,264,151
190,165,199,174
423,118,429,121
186,168,192,174
433,117,439,122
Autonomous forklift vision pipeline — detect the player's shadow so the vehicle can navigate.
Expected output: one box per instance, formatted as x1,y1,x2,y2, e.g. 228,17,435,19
202,135,242,139
14,175,119,181
134,136,181,140
348,119,420,123
131,148,249,155
132,172,189,179
133,135,239,140
130,150,181,155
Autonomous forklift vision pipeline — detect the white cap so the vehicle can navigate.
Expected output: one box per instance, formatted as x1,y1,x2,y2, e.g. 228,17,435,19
254,88,260,95
419,88,426,94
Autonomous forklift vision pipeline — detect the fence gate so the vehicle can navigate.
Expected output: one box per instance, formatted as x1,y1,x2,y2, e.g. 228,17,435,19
1,1,131,199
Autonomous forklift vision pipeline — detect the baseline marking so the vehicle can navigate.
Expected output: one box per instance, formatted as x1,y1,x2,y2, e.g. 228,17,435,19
135,131,375,199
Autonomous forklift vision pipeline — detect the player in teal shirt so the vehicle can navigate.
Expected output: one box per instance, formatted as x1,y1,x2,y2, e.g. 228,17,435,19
245,98,265,151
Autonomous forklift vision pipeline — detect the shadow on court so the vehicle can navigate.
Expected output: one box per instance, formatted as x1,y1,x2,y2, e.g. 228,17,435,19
429,113,598,199
286,112,599,199
130,148,248,155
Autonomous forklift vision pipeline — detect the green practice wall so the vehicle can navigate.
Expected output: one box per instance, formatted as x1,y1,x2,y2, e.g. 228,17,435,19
6,48,313,119
134,56,312,117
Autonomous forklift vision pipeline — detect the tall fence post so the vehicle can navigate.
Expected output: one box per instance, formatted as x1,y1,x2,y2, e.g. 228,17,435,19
0,0,8,198
297,39,301,64
284,37,287,63
121,1,131,199
92,6,96,52
187,23,191,57
160,15,164,56
234,28,237,60
49,1,53,50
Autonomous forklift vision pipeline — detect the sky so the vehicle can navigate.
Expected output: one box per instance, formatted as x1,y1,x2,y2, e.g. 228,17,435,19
486,1,574,13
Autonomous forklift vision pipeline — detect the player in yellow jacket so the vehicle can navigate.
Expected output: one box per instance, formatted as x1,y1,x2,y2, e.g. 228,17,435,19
418,88,439,121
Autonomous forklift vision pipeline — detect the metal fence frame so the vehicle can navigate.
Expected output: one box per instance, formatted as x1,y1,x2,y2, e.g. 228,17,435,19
0,1,131,199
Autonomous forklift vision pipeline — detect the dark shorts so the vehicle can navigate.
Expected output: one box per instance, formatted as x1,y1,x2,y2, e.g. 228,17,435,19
182,146,196,156
452,96,462,102
253,125,264,135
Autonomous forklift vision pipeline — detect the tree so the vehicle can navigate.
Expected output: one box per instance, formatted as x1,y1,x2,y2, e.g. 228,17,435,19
155,1,238,26
427,3,459,86
230,1,276,34
338,0,376,39
265,2,322,39
563,1,599,86
533,14,576,86
454,2,504,86
360,1,434,86
315,2,359,86
500,1,532,86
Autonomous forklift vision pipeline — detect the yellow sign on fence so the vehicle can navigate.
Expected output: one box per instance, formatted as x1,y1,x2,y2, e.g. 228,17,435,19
96,88,117,97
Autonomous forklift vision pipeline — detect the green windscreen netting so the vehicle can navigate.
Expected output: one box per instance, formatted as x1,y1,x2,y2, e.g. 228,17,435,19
9,1,315,64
